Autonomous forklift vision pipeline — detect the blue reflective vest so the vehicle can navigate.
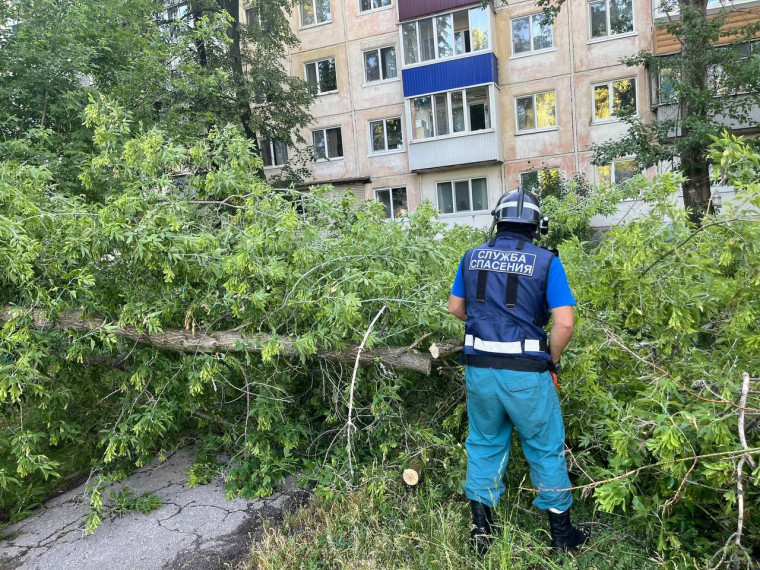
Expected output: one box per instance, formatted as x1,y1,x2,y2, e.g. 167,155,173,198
462,231,554,362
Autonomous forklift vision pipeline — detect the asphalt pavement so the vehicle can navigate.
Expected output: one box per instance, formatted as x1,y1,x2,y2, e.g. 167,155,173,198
0,446,308,570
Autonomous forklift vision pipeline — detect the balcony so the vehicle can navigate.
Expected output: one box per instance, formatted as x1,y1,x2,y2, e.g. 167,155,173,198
655,97,760,137
405,78,501,172
398,0,481,21
402,52,498,98
408,129,501,172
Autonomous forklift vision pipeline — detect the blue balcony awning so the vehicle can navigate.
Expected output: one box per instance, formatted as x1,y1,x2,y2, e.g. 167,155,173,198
402,53,498,98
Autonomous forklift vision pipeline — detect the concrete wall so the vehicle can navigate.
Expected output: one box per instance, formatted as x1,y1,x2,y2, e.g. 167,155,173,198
495,0,655,191
282,1,410,192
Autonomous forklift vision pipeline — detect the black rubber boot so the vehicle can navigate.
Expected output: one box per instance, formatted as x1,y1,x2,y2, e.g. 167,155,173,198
470,500,494,556
547,509,591,550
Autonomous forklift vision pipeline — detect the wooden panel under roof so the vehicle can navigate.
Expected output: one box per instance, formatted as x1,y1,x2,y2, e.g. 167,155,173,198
654,6,760,54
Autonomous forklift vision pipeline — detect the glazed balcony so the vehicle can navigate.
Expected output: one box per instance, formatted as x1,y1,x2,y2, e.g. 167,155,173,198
398,0,481,22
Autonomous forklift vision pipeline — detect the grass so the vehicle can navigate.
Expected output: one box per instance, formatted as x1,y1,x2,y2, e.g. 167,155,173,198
248,472,694,570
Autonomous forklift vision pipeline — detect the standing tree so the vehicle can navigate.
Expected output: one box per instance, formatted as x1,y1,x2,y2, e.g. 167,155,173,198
166,0,314,181
590,0,760,224
0,0,173,195
531,0,760,224
0,0,314,196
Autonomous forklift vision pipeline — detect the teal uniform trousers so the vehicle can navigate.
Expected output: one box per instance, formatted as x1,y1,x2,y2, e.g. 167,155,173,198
464,366,573,511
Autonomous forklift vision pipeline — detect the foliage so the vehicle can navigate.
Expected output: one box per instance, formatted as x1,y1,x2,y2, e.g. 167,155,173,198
0,0,313,197
0,100,468,525
109,487,162,516
1,100,759,566
530,170,637,249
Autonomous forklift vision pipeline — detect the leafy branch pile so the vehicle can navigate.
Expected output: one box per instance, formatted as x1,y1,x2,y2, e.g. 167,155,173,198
1,101,759,564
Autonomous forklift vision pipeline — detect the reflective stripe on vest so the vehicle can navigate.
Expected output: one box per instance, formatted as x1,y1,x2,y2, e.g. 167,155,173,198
465,335,543,355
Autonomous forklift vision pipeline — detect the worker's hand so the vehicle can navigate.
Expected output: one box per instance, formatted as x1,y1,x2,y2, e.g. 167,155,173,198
548,360,561,388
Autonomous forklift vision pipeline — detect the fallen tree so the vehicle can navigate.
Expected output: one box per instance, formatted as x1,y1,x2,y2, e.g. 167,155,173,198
0,307,437,375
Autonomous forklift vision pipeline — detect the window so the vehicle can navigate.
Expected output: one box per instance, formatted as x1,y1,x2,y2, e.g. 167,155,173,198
597,159,637,185
301,0,331,27
312,127,343,160
363,46,397,83
738,39,760,57
360,0,391,12
375,187,408,219
515,91,557,132
305,58,337,94
593,78,636,121
520,168,561,193
411,86,491,140
655,62,676,105
369,117,403,153
511,13,553,55
707,41,760,95
401,6,490,65
589,0,633,39
261,139,288,168
437,178,488,214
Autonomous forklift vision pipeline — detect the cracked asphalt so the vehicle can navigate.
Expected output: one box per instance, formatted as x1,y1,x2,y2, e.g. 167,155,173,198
0,447,310,570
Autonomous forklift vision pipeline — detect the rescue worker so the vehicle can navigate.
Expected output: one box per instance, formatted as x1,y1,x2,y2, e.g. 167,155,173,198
447,188,590,556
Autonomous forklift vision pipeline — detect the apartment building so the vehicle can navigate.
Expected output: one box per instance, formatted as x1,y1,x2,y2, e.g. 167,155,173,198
269,0,760,228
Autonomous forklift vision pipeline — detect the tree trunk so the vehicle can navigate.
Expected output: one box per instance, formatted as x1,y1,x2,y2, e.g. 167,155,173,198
0,307,433,375
678,0,712,224
219,0,266,179
402,457,425,486
680,150,712,224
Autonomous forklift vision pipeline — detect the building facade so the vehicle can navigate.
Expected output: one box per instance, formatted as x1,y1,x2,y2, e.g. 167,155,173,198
267,0,760,229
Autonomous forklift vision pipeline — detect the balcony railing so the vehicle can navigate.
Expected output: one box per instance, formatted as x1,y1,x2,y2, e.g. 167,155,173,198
408,129,502,172
655,96,760,137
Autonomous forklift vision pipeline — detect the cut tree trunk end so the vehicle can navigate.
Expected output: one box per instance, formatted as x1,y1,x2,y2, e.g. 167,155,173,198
429,338,463,360
402,457,425,486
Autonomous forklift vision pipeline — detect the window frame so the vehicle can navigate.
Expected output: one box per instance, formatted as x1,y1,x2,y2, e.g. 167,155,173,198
596,157,637,187
304,57,338,95
300,0,332,29
245,8,259,28
706,39,760,96
368,117,404,155
311,126,344,161
435,177,489,215
587,0,635,42
652,56,677,106
358,0,392,15
591,77,637,123
374,186,408,220
408,84,495,142
399,6,491,68
519,168,561,191
510,12,555,57
260,139,289,169
362,45,399,85
514,90,558,134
